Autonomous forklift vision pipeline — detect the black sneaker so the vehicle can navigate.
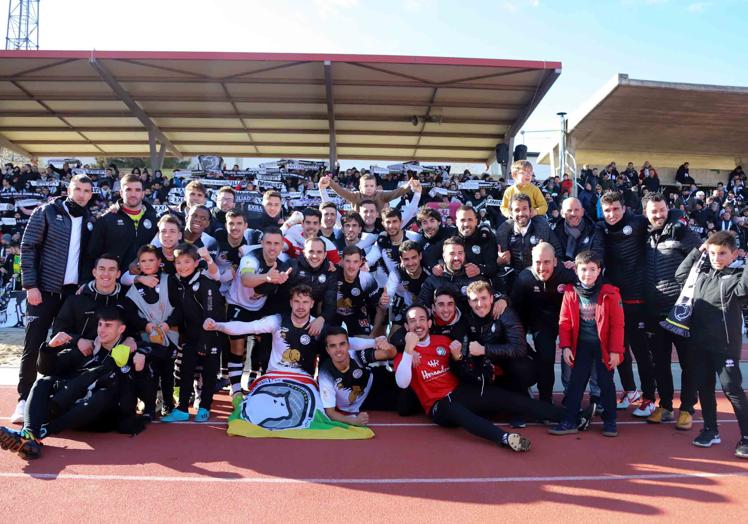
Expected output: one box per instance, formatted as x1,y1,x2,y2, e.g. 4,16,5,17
578,401,596,432
692,428,721,448
0,427,42,459
735,439,748,459
17,438,42,460
509,417,527,429
502,432,531,452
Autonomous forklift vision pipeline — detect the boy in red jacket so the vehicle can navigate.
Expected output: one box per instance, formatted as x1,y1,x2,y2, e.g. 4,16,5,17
549,250,625,437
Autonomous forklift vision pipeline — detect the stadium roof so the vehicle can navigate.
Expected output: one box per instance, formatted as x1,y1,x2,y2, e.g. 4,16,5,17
539,74,748,171
0,50,561,166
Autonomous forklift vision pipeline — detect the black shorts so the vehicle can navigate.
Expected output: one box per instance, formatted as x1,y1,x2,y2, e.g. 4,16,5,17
226,304,264,340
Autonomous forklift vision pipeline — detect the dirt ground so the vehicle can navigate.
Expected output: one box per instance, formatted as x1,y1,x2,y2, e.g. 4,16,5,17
0,328,23,366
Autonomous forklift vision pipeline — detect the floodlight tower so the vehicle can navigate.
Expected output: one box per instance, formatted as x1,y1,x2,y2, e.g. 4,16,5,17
5,0,40,50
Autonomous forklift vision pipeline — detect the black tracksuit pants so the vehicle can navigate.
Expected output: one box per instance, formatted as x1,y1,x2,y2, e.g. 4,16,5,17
17,286,77,400
617,303,656,401
693,350,748,438
646,316,697,413
531,328,558,403
24,373,116,437
430,383,565,444
177,344,219,412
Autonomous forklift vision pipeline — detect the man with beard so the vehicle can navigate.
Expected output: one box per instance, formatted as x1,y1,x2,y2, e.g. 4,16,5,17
367,207,422,289
282,207,340,264
12,175,95,424
642,192,701,429
208,186,237,235
87,174,159,272
511,242,576,403
333,213,378,258
596,190,657,416
417,207,457,271
495,193,563,293
417,237,506,317
382,240,430,332
451,205,498,281
287,237,338,336
246,189,285,231
335,246,380,336
552,197,604,269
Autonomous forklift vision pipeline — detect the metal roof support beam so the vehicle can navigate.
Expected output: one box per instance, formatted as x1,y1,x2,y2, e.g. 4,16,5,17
324,61,337,172
0,132,33,158
89,56,182,158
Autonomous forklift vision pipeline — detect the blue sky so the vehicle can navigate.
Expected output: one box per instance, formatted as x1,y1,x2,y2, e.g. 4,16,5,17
3,0,746,166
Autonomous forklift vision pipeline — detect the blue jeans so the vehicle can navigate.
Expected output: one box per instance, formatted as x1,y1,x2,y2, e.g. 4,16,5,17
563,340,616,426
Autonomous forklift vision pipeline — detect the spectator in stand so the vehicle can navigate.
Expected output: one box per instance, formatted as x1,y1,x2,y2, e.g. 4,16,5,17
676,162,696,186
318,173,416,214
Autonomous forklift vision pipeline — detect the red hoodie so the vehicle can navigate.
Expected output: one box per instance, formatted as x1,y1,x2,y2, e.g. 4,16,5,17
558,283,625,370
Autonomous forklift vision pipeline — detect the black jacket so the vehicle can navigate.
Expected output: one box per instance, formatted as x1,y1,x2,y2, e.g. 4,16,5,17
495,216,563,272
465,306,528,360
552,215,604,263
676,248,748,358
511,265,576,334
421,225,457,271
458,225,499,278
644,212,701,317
20,196,94,293
596,210,648,302
87,200,159,271
173,271,228,352
416,267,490,309
288,256,338,322
52,281,125,341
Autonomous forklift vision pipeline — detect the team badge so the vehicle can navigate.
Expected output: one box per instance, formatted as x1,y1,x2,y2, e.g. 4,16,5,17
351,288,361,296
472,245,481,254
352,369,363,379
533,286,540,292
117,219,124,226
557,284,566,293
530,235,538,245
300,334,311,346
491,324,496,333
192,282,200,292
582,236,589,244
143,218,152,230
87,222,93,231
436,347,447,356
318,274,326,283
460,285,468,295
623,225,633,235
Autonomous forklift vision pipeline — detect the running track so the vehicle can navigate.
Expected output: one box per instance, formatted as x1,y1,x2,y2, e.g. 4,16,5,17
0,385,747,522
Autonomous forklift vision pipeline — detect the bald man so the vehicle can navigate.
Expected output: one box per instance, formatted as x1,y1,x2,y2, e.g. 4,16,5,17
552,197,604,270
510,242,575,403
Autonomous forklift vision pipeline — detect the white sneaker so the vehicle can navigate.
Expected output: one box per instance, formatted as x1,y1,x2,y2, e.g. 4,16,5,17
616,390,642,410
10,400,25,425
632,399,656,418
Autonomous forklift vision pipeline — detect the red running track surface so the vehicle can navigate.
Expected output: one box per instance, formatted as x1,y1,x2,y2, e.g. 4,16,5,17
0,386,747,522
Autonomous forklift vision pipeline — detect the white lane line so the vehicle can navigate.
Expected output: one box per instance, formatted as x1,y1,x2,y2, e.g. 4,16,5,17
0,471,747,485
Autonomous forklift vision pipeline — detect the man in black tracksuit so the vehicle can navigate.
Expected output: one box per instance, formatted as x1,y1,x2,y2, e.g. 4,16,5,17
287,237,338,332
416,237,493,311
455,205,499,281
16,176,95,415
675,233,748,457
416,207,457,271
87,175,160,272
596,191,657,415
495,193,563,294
642,195,701,428
511,242,576,403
